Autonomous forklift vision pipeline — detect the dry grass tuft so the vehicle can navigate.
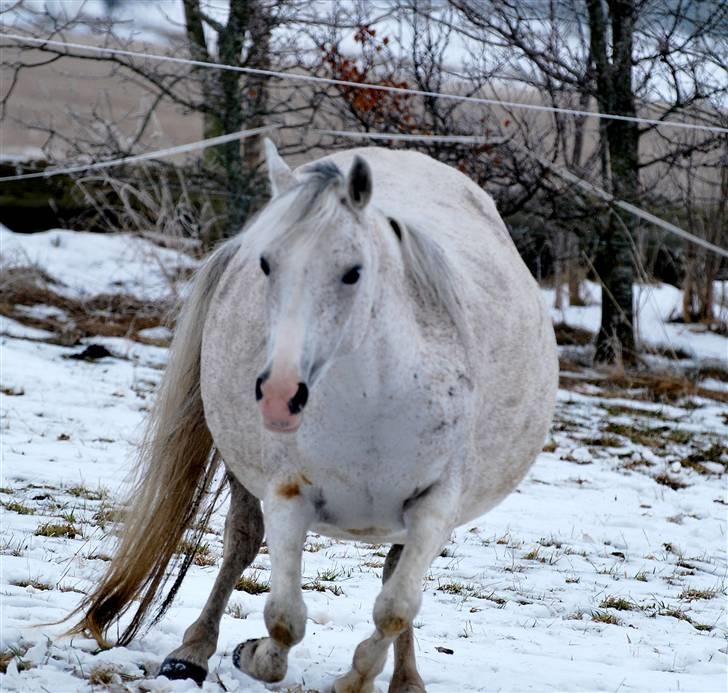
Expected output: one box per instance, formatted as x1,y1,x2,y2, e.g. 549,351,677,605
34,521,79,538
2,501,35,515
653,473,689,490
0,645,31,674
591,610,622,625
561,367,727,404
553,323,594,346
235,571,270,595
0,264,174,345
599,596,637,611
11,578,52,590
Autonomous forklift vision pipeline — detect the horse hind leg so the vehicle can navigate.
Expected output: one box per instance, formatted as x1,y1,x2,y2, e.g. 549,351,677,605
384,545,426,693
160,473,264,685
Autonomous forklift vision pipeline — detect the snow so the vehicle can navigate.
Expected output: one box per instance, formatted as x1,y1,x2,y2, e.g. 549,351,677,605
0,225,197,301
545,280,728,363
1,228,726,692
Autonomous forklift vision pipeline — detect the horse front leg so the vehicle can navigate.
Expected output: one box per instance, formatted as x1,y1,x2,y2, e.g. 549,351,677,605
233,480,313,684
384,545,426,693
160,474,263,684
334,479,460,693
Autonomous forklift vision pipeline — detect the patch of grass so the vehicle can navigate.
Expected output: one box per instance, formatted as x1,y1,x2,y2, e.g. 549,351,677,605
538,536,563,548
0,539,24,557
302,579,344,596
679,587,718,601
235,571,270,594
34,521,79,538
553,323,594,346
667,429,693,444
92,505,125,529
303,541,327,553
654,473,689,490
581,435,623,447
363,560,384,568
591,610,622,625
603,404,668,420
11,578,52,591
1,386,24,396
2,501,35,515
693,623,714,631
0,487,14,494
643,344,693,360
542,440,558,453
0,645,31,674
226,602,249,619
565,369,728,405
679,457,711,475
317,567,346,582
86,553,112,562
436,581,505,604
86,664,139,686
622,456,654,471
66,485,107,501
58,510,76,523
0,264,173,345
599,596,637,611
604,422,668,448
681,444,727,475
523,547,541,561
657,606,691,622
633,571,649,582
178,540,217,567
697,365,728,383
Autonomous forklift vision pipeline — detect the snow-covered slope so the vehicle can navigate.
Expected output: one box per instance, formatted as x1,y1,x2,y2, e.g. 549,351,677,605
1,229,726,692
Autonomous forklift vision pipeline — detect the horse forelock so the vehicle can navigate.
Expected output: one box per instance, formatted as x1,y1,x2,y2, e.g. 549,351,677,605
245,161,348,259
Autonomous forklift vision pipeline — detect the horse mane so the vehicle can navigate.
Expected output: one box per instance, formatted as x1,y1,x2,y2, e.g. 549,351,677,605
396,218,468,337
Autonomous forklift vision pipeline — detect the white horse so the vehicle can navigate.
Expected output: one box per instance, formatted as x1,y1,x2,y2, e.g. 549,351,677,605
70,141,558,692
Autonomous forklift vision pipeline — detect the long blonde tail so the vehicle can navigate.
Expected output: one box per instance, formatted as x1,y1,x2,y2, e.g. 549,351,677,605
69,239,241,646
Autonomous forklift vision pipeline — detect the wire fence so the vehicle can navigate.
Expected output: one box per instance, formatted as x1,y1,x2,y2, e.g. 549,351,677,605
1,33,725,259
2,33,726,135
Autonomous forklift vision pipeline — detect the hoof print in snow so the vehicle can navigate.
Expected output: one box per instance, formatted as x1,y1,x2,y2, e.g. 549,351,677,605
67,344,113,361
158,657,207,685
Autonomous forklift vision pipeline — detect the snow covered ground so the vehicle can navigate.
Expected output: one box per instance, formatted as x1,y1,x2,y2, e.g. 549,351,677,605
1,228,726,692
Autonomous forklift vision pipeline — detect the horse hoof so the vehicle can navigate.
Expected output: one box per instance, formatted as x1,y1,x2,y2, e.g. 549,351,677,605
390,684,427,693
159,657,207,685
232,637,287,683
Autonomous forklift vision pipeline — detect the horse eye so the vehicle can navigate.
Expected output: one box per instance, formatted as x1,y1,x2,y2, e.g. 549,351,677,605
341,265,361,285
260,257,270,276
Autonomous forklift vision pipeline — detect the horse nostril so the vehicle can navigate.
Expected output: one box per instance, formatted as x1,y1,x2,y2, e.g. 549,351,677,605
288,382,309,415
255,376,265,402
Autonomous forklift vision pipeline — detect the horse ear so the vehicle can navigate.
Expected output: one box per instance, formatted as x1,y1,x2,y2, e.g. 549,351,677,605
347,156,372,210
265,139,296,196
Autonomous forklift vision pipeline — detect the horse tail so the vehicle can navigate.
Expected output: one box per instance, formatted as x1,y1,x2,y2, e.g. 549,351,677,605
68,238,241,647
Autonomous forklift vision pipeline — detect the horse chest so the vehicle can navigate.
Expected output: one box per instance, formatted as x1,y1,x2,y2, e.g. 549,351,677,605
271,367,467,538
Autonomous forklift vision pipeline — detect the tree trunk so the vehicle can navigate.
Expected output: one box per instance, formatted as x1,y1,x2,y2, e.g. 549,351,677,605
183,0,272,242
587,0,638,364
567,232,583,306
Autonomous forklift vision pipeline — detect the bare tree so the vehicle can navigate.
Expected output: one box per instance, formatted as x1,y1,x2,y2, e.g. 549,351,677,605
0,0,327,242
447,0,726,363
